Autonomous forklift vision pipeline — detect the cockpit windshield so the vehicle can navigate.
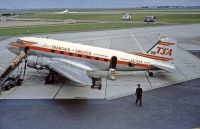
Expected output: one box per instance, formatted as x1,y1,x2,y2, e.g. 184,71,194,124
17,39,23,44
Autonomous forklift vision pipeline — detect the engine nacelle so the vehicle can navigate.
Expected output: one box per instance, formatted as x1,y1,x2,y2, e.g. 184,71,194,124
27,56,50,70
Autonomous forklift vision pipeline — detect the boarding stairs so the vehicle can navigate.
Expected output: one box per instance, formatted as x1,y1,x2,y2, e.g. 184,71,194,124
0,51,27,91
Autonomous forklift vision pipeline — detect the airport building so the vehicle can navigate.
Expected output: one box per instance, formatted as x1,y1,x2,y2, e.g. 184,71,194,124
121,11,131,20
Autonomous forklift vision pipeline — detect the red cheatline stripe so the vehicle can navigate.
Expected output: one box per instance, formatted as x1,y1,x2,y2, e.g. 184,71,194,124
158,41,175,46
134,53,173,61
128,52,173,61
135,63,149,68
9,42,150,69
117,60,129,65
9,42,25,48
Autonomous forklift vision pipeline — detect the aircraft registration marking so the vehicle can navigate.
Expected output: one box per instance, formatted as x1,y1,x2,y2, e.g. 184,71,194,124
130,59,143,64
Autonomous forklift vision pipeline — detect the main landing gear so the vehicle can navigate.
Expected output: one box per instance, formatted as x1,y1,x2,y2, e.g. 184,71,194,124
91,76,102,90
45,71,55,84
147,70,153,77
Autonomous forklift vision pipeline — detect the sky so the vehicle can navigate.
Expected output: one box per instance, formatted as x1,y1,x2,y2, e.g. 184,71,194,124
0,0,200,9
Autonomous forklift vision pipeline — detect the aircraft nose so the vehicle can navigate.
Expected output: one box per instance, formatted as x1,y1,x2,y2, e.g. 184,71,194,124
7,42,14,52
7,42,23,55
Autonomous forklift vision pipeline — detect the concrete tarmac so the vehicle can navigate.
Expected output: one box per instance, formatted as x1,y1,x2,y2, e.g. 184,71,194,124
0,78,200,129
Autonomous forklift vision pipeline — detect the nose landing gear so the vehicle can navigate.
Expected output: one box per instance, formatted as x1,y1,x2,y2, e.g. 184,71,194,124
147,70,153,77
45,71,55,84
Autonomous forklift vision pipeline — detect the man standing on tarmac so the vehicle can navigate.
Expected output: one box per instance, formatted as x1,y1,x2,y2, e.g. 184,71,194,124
135,84,143,106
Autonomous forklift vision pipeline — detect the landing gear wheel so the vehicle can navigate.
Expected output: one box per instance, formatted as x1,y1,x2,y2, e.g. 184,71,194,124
17,79,23,86
98,86,101,90
45,72,55,84
45,75,50,84
91,85,94,88
5,85,11,91
149,72,153,77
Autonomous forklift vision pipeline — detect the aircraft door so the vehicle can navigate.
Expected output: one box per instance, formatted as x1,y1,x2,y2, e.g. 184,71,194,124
109,56,117,69
109,56,117,80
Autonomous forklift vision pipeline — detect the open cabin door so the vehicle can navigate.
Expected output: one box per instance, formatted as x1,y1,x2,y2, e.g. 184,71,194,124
109,56,117,69
109,56,117,80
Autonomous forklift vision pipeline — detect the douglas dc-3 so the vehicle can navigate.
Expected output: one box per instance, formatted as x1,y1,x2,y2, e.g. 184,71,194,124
7,37,176,86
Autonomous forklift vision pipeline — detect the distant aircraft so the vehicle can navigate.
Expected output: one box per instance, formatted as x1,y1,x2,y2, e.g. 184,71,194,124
7,37,176,86
0,12,16,17
54,10,69,14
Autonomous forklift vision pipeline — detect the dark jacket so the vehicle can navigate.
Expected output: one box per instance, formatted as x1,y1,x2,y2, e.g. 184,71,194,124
136,88,143,96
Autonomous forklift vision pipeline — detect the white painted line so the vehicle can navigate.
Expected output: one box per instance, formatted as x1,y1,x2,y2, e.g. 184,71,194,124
130,32,145,52
0,66,4,71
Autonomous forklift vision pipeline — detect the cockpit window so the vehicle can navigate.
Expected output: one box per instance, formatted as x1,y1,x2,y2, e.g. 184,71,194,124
16,39,37,45
17,39,23,44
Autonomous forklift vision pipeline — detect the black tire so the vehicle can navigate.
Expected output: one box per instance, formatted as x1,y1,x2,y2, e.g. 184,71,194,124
17,79,23,86
10,84,14,88
98,86,101,90
5,85,11,91
149,72,153,77
45,75,50,84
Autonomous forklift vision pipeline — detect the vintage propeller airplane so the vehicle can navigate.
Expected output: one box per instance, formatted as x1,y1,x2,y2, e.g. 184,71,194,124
7,36,176,86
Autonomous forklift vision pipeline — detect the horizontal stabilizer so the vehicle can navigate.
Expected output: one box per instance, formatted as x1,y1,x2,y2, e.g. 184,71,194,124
152,62,176,73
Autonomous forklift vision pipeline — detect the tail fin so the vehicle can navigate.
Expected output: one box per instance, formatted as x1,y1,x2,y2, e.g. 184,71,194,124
147,38,177,62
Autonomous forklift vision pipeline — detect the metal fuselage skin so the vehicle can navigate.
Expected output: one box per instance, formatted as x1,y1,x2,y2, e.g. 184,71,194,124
7,37,174,71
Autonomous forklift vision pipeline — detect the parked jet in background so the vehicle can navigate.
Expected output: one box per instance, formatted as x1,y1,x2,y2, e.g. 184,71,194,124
55,10,69,14
7,37,177,86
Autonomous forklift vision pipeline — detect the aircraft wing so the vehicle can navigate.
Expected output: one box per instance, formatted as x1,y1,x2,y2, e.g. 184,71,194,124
46,58,94,86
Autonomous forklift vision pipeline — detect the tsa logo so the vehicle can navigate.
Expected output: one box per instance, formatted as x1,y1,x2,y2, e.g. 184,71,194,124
156,47,172,56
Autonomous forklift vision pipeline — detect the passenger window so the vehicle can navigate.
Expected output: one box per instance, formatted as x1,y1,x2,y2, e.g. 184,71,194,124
60,51,64,54
50,50,55,53
95,57,99,60
128,62,135,67
104,59,108,62
69,53,73,56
